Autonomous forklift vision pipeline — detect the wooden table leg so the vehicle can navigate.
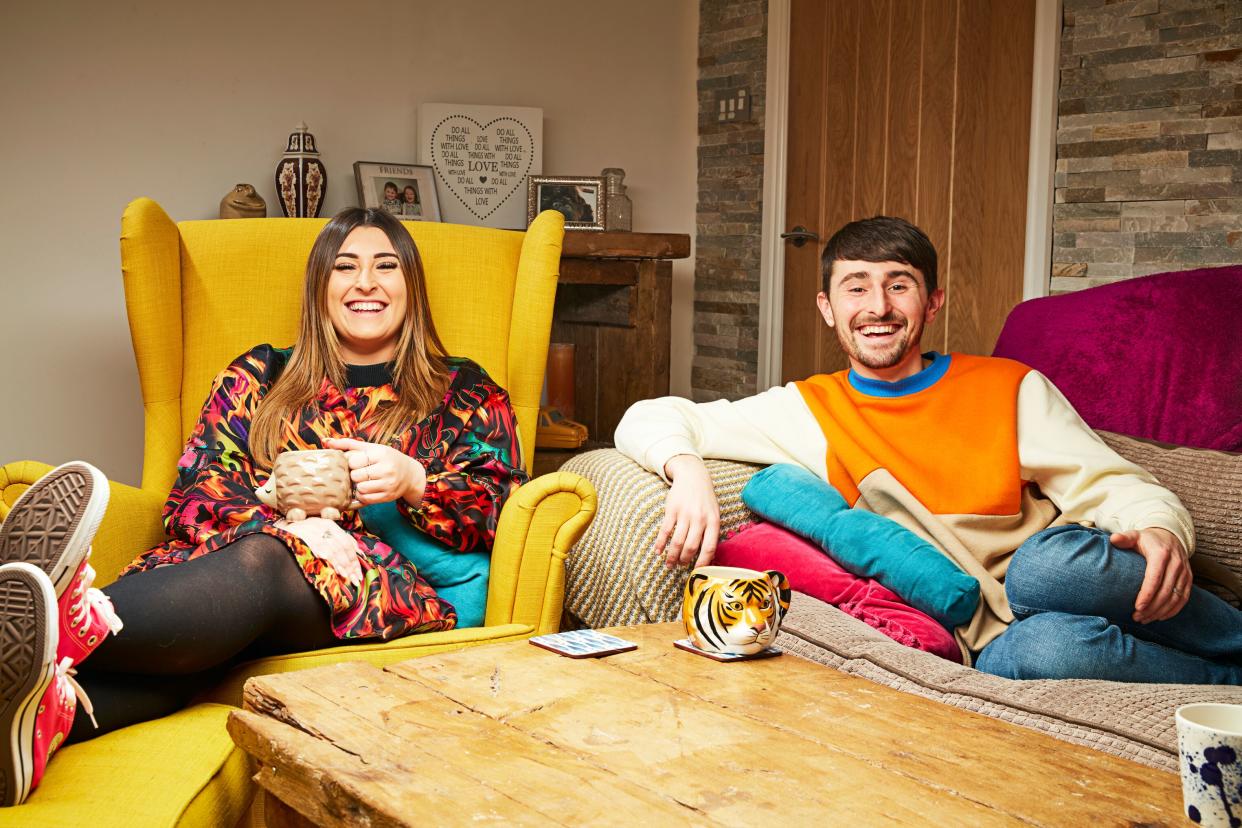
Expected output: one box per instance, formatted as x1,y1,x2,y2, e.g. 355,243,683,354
262,790,318,828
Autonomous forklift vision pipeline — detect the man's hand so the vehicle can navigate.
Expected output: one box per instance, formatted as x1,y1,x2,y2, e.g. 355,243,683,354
324,437,427,508
276,517,363,586
1110,527,1191,623
655,454,720,569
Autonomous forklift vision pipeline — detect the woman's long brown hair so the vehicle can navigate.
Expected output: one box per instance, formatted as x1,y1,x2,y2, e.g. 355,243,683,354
249,208,450,468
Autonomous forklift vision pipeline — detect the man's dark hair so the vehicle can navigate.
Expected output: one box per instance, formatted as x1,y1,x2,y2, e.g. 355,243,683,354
820,216,938,294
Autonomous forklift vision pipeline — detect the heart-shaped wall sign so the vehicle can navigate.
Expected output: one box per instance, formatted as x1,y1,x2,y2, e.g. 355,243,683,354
428,116,533,222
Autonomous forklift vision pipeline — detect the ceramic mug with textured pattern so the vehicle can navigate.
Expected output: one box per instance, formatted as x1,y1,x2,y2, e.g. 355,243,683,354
1177,703,1242,826
255,448,359,521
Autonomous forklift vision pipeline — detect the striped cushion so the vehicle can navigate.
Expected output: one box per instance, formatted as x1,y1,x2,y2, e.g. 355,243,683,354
561,450,759,627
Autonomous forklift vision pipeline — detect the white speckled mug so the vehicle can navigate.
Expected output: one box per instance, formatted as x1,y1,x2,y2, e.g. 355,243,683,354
1177,703,1242,827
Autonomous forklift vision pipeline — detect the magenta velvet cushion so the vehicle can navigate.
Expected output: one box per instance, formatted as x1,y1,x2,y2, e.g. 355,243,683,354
992,265,1242,451
715,521,962,663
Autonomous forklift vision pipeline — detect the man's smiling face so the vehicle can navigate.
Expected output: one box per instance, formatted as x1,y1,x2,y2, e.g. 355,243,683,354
817,259,944,381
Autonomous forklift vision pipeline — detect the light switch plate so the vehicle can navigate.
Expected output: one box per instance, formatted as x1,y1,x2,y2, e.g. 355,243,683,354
716,87,752,122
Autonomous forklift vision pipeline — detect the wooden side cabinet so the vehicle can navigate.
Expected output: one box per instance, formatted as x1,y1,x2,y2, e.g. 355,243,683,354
545,231,689,461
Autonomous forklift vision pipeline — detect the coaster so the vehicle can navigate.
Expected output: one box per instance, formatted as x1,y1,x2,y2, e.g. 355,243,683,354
529,629,638,659
673,638,783,662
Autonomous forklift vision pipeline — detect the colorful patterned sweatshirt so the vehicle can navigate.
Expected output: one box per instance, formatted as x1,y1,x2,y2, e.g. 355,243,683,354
123,345,527,641
615,351,1193,653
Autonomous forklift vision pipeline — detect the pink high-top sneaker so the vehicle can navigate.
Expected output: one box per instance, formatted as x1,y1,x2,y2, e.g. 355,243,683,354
0,463,120,667
0,561,97,807
28,655,92,798
0,461,109,598
0,563,57,807
58,558,122,667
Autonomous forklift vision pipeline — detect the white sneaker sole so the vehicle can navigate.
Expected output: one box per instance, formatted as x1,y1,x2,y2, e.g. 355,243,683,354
0,562,56,807
0,462,109,599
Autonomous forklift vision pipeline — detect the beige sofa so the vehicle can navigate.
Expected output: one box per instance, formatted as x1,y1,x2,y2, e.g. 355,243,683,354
562,430,1242,772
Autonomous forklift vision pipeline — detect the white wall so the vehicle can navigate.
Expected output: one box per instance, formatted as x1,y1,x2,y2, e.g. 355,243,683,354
0,0,698,486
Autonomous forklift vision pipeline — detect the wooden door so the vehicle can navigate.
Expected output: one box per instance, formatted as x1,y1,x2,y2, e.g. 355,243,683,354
781,0,1037,382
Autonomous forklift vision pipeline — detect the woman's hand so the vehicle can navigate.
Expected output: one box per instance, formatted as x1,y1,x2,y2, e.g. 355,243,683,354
323,437,427,509
274,517,363,586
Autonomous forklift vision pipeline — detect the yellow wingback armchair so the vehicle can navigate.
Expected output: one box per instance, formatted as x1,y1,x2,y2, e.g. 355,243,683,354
0,199,596,826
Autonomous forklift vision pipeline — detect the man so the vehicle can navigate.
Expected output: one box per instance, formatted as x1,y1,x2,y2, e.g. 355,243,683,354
616,216,1242,683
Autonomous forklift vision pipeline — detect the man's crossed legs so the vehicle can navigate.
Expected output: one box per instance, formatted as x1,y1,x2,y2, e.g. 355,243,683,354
977,525,1242,684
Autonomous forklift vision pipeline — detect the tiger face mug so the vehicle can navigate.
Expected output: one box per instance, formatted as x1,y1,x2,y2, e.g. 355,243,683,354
682,566,792,656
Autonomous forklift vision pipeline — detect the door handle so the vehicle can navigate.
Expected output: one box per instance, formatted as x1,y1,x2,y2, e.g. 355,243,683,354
780,226,819,247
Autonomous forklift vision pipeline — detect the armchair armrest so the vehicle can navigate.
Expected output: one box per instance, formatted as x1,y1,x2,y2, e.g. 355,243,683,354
484,470,596,634
0,461,167,587
559,449,761,629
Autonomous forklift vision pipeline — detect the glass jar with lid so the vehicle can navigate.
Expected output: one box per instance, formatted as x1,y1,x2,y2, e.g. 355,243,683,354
601,167,632,231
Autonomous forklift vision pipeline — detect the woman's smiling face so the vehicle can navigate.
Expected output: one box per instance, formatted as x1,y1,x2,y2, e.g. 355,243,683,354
325,226,408,364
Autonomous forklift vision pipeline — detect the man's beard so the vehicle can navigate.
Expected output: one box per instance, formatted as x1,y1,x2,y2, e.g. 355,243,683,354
835,316,920,370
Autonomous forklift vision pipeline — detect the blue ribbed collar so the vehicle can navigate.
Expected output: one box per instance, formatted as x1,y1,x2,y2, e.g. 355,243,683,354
847,351,951,397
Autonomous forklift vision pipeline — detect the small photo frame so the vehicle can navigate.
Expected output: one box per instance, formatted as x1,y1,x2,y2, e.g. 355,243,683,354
527,175,607,231
353,162,441,222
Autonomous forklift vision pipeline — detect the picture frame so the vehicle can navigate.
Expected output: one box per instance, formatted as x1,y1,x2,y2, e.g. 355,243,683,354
353,162,441,222
526,175,607,231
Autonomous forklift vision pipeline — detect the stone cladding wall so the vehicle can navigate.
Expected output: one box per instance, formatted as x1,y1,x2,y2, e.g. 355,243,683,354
1054,0,1242,291
694,0,767,401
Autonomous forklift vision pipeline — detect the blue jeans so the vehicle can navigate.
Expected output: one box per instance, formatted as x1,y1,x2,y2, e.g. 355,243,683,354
975,525,1242,684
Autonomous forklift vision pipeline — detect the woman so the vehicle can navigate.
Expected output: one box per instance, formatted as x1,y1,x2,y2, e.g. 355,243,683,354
0,207,526,806
400,184,422,218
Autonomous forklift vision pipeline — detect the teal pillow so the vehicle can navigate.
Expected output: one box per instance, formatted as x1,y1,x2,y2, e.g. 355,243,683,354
741,464,979,629
359,502,489,628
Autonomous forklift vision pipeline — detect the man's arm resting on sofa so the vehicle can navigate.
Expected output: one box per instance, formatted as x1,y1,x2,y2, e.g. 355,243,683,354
614,387,826,484
614,387,828,570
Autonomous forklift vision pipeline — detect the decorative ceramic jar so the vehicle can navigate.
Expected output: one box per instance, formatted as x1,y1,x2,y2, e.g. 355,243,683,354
601,167,632,231
275,122,327,218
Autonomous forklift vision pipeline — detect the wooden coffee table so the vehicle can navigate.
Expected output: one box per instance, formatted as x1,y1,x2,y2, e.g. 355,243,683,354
227,623,1183,826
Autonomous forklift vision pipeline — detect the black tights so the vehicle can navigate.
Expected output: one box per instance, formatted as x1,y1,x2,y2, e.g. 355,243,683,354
68,533,345,743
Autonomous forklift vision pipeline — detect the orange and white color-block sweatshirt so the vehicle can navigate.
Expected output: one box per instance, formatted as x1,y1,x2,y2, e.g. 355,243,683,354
615,352,1194,653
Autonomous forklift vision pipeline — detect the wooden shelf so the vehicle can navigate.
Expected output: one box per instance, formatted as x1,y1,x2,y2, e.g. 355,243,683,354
561,231,691,260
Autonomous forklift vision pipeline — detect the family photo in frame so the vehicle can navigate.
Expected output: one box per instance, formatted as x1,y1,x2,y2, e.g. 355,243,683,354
526,175,606,231
353,162,441,221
